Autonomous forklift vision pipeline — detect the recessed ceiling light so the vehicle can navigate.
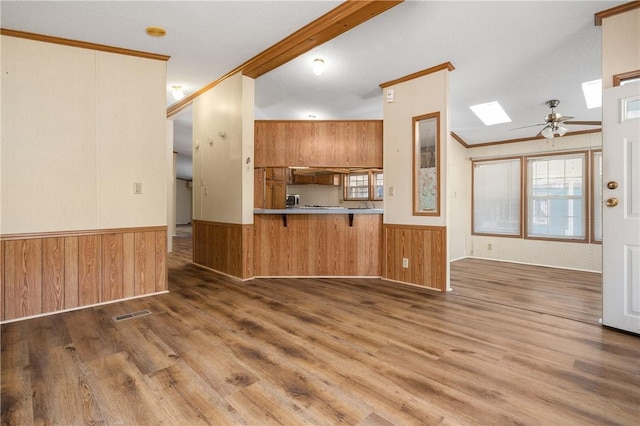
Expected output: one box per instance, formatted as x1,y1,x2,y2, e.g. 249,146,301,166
470,101,511,126
582,79,602,109
146,26,166,37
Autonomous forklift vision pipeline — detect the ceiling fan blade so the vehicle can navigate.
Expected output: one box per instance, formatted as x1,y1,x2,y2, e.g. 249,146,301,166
556,115,575,122
564,120,602,126
508,123,546,131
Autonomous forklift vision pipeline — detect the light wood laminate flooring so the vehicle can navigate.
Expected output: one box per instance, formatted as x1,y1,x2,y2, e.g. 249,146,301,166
1,236,638,425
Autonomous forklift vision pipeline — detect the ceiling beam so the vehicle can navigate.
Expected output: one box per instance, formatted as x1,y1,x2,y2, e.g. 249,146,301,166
167,0,403,117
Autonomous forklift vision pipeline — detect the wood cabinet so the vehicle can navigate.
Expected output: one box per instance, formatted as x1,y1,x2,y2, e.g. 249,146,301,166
315,174,340,186
255,167,287,209
255,120,383,168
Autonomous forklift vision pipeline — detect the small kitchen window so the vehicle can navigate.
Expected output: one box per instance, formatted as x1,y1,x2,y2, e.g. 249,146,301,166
373,172,384,200
344,172,370,200
344,171,383,201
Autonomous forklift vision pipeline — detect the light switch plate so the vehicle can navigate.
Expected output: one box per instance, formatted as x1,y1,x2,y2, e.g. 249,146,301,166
134,182,142,194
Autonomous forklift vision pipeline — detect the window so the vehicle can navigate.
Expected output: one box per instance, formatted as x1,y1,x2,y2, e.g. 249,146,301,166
526,152,587,241
344,173,370,200
472,158,521,236
373,172,384,200
343,171,383,201
592,150,602,243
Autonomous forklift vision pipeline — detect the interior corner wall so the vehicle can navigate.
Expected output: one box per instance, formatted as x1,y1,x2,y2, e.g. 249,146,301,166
176,179,192,225
382,70,449,227
382,68,450,291
601,7,640,89
191,72,254,279
465,132,603,272
193,72,251,225
448,136,471,261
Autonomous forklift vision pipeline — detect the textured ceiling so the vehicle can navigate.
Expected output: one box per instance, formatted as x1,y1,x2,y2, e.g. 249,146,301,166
1,1,625,179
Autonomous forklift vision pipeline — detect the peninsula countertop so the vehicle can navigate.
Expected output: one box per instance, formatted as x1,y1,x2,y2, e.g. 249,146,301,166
254,207,383,214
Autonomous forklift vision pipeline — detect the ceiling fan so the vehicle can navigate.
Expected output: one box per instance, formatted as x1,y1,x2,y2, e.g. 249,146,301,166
511,99,601,139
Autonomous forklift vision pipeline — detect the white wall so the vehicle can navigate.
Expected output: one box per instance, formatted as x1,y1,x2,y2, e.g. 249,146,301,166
176,179,192,224
382,69,449,227
192,72,254,225
1,36,167,234
448,135,471,261
601,8,640,89
458,132,603,272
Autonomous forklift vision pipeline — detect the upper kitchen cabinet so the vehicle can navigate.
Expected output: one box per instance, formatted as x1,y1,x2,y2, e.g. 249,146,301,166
255,120,383,168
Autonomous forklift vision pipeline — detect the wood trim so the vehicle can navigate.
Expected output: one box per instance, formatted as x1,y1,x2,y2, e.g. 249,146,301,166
464,128,601,149
167,1,403,117
594,1,640,26
379,62,455,88
1,227,167,321
242,1,404,79
0,28,170,61
1,226,167,241
412,111,441,217
450,132,470,148
470,157,524,238
613,69,640,86
523,150,590,243
382,224,446,291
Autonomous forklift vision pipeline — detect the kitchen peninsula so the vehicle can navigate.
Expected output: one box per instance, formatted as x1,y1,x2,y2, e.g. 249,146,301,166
253,120,384,278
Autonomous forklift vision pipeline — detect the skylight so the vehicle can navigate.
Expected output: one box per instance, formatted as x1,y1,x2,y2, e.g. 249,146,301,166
582,79,602,109
470,101,511,126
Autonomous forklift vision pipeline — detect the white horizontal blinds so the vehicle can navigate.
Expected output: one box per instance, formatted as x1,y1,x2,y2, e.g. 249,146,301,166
592,151,603,242
527,153,586,240
473,158,521,235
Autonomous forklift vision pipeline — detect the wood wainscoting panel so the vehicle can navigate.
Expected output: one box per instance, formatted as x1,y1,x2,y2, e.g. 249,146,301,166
192,220,253,279
122,232,136,298
1,227,167,322
3,239,42,319
253,214,382,277
64,236,79,310
42,237,65,313
135,231,157,296
383,224,446,291
78,235,101,306
102,233,124,302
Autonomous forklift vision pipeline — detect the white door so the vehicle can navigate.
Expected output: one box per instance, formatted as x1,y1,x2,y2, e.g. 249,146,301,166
602,81,640,334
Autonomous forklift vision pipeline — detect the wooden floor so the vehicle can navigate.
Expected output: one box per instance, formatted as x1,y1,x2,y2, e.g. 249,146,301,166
2,234,639,425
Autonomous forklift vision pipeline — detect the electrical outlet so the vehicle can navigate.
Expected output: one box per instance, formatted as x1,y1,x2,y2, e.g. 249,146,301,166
487,243,492,250
402,258,409,268
133,182,142,194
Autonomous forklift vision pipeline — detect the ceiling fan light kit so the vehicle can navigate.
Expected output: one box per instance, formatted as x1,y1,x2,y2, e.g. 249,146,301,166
509,99,600,141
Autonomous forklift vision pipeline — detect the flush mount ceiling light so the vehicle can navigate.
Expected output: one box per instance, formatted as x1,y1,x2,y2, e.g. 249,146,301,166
171,85,184,101
145,26,166,37
469,101,511,126
312,58,325,76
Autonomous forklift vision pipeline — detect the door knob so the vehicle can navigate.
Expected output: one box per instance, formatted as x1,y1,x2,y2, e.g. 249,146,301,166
607,181,618,190
606,198,619,207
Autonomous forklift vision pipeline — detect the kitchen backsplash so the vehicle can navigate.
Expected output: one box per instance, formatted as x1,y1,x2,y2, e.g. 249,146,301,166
287,184,382,209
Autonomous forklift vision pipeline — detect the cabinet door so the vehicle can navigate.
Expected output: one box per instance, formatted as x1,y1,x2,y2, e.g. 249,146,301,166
315,174,339,186
254,168,265,208
293,174,316,185
265,182,286,209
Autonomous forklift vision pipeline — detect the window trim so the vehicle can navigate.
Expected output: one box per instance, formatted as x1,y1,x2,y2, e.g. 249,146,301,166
591,149,603,244
343,170,384,201
523,150,589,243
343,172,371,201
471,156,523,238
